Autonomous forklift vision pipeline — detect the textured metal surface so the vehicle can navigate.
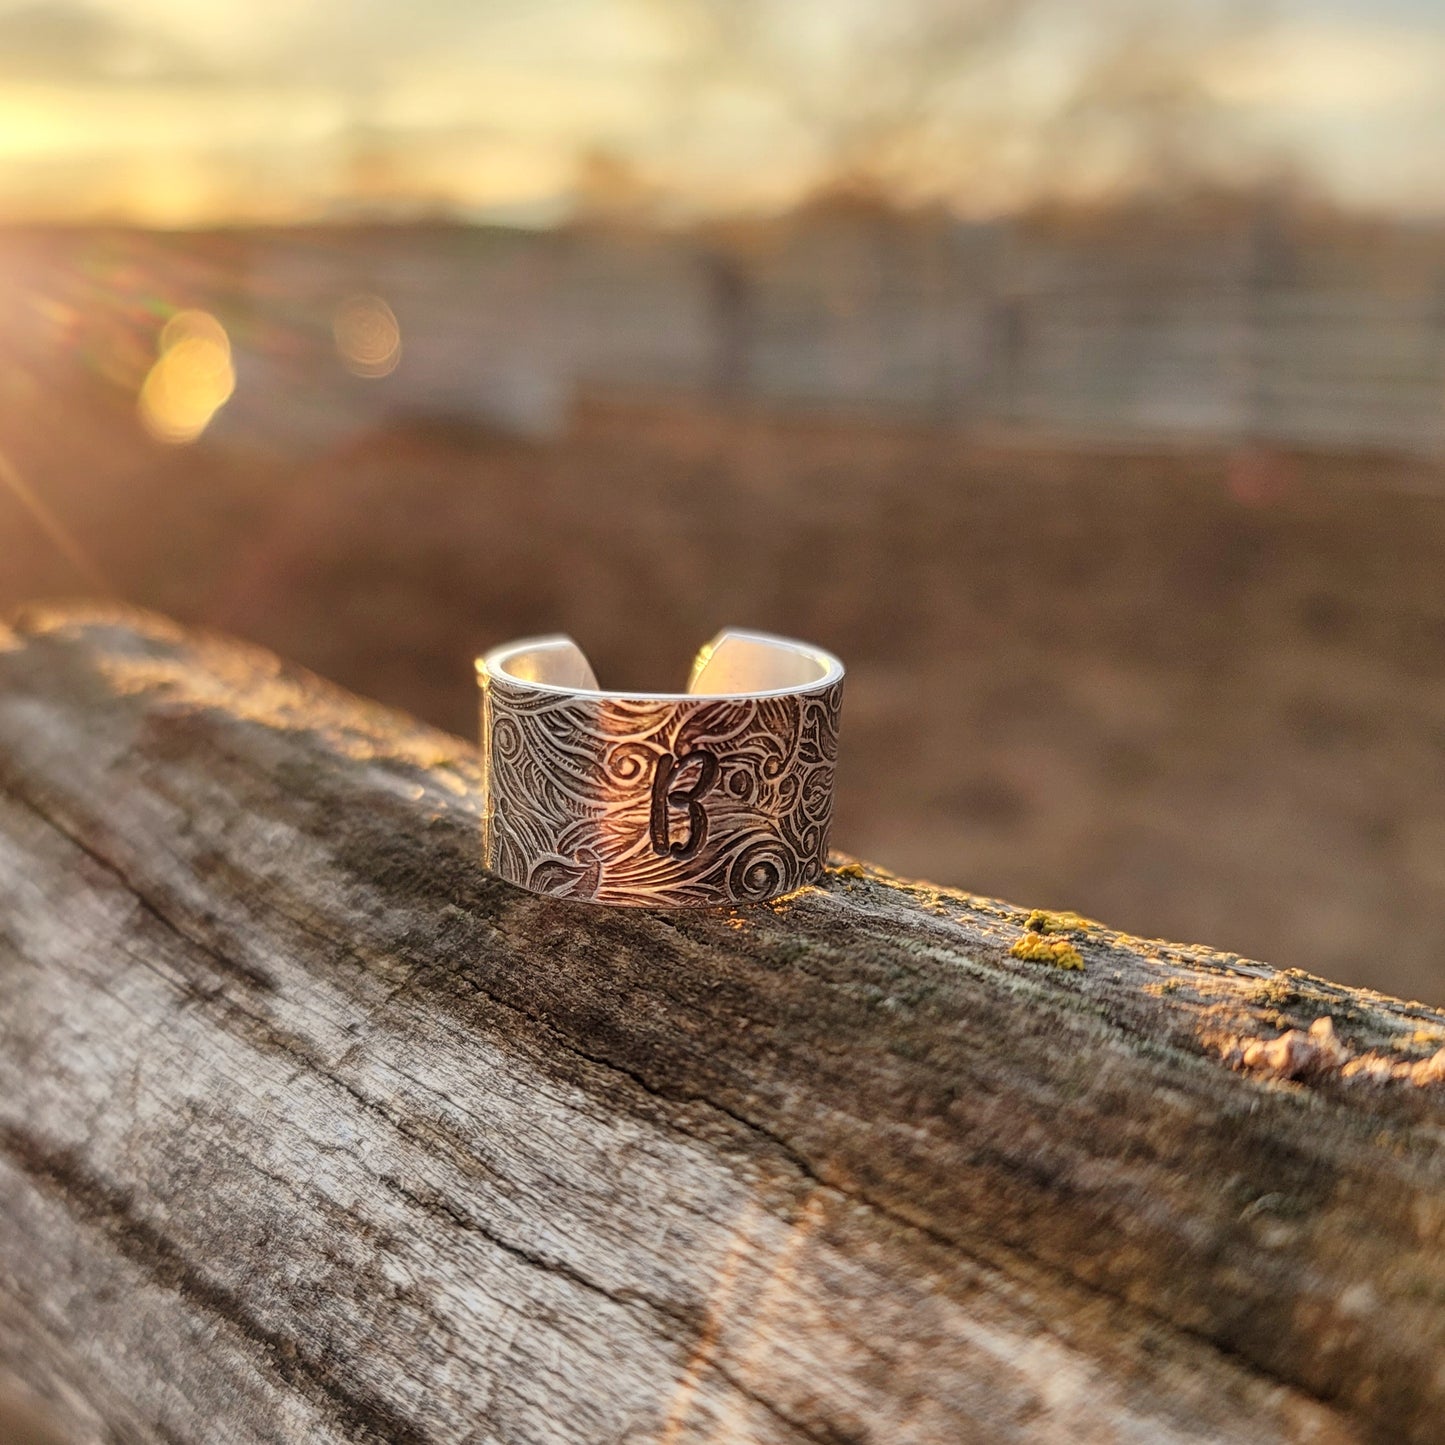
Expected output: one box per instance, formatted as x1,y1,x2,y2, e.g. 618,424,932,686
479,636,843,906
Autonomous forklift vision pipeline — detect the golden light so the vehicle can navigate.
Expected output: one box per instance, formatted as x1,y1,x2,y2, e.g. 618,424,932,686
333,294,401,378
137,310,235,444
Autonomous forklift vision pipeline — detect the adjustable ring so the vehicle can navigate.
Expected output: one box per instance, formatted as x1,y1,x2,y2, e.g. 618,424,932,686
476,629,844,907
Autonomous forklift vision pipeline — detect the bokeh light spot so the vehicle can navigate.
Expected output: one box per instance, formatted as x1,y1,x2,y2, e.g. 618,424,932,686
334,294,401,378
138,309,235,444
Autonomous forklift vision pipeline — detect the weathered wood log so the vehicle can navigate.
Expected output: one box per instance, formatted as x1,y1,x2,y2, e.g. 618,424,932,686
1,605,1443,1445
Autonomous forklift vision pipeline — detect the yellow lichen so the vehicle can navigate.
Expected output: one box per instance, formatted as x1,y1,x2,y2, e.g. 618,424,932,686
1010,934,1084,970
829,861,868,880
1023,908,1095,935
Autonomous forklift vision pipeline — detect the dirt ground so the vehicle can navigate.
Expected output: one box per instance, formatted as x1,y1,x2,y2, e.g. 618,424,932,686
3,382,1444,1004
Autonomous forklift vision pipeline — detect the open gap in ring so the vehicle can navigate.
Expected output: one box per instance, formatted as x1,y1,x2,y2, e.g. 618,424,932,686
482,630,835,697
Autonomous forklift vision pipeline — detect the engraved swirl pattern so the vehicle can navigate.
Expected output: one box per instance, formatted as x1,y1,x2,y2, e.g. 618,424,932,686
481,675,843,906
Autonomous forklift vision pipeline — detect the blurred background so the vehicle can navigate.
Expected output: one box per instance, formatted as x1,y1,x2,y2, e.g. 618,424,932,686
1,0,1443,1001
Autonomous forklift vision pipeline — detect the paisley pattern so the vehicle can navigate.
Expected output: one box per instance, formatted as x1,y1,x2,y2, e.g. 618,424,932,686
480,674,843,906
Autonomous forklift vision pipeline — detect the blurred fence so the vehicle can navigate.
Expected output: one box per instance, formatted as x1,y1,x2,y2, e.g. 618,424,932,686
5,213,1445,454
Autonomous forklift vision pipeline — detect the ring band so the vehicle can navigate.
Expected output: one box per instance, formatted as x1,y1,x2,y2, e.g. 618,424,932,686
476,629,844,907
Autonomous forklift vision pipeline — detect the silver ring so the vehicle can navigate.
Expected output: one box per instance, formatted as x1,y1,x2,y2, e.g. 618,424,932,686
476,629,844,907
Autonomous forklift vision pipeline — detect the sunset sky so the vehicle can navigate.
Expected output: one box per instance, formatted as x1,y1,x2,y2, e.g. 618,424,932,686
0,0,1441,226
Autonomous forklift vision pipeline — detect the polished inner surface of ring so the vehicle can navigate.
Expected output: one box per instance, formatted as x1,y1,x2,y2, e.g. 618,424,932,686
477,629,844,908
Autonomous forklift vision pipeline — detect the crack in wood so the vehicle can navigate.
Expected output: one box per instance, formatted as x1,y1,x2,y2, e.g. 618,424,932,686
0,775,276,995
0,1125,438,1445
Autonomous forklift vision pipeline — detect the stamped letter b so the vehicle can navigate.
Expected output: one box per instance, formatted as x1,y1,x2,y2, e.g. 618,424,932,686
649,749,719,860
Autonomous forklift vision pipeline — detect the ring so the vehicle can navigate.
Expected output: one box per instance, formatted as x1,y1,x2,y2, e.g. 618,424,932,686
476,629,844,907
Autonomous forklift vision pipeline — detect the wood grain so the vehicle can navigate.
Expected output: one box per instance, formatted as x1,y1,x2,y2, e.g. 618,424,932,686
0,605,1441,1444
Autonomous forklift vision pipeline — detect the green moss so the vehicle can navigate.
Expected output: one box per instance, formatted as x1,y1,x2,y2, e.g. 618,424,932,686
769,937,808,964
1247,976,1296,1010
1245,974,1343,1017
1010,934,1084,970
